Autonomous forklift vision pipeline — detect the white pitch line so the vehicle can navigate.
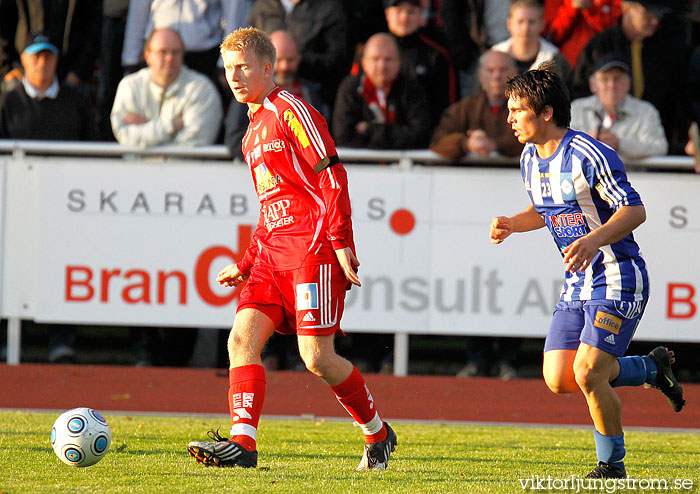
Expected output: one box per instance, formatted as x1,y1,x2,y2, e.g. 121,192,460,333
4,408,700,434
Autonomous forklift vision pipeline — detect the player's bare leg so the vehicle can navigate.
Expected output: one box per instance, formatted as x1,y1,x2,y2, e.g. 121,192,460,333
188,309,275,468
571,343,626,478
545,346,629,435
574,344,622,436
298,334,397,470
228,308,277,367
542,349,579,394
543,348,624,395
297,334,352,385
544,346,624,478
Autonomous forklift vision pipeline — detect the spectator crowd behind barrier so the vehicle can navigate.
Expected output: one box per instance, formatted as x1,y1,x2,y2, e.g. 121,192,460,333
3,0,698,156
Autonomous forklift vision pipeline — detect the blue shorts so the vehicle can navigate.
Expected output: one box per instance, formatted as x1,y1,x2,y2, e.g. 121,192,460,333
544,299,647,357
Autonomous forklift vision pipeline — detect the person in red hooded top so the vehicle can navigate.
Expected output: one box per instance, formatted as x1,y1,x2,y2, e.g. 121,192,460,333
544,0,622,67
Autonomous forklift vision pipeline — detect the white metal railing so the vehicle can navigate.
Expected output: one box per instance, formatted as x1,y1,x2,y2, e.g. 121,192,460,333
0,139,696,170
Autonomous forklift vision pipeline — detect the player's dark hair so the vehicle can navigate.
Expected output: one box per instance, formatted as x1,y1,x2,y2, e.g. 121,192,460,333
505,62,571,128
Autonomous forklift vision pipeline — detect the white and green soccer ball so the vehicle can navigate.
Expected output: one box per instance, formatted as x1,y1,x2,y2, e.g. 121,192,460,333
51,407,111,467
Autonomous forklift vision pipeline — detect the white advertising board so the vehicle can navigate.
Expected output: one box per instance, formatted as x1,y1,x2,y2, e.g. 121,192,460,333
16,158,700,341
33,159,259,327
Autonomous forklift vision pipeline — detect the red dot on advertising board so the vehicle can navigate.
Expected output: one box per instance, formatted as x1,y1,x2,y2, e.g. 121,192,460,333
390,208,416,235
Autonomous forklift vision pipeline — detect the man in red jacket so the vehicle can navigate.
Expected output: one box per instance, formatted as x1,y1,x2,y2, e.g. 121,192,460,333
187,27,397,471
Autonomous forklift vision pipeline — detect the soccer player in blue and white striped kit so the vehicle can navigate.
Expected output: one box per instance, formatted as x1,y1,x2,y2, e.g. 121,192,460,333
490,63,685,479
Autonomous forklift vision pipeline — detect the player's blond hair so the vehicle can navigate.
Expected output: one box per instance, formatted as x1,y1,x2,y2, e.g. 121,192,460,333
220,27,276,66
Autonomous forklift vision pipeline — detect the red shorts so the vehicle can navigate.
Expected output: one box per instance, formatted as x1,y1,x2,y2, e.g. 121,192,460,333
237,263,348,336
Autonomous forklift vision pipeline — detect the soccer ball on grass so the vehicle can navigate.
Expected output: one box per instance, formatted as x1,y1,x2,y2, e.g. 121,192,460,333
51,407,111,467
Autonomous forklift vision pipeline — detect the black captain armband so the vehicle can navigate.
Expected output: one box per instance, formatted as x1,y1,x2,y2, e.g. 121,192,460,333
314,155,341,174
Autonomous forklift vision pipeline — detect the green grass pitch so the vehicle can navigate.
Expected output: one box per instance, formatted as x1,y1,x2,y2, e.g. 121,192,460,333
0,410,698,493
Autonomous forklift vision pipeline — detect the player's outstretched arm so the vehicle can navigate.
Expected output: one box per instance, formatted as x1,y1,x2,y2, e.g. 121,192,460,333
490,204,545,244
490,216,514,244
216,263,248,288
562,204,646,273
334,247,361,287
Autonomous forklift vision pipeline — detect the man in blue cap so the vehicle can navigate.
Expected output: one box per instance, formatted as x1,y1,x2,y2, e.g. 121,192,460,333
0,1,101,94
0,32,98,140
0,32,97,365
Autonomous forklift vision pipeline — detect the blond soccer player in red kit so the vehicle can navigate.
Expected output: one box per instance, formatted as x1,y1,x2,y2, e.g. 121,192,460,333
187,27,397,470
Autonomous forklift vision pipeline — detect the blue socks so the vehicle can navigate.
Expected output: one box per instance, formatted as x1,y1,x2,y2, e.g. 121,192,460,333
595,355,651,471
594,430,626,470
594,356,652,471
610,355,657,388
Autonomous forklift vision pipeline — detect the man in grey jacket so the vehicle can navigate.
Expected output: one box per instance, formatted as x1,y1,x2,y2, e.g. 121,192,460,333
570,54,667,159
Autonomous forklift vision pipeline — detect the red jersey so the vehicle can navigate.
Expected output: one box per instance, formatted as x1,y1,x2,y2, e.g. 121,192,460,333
236,87,355,274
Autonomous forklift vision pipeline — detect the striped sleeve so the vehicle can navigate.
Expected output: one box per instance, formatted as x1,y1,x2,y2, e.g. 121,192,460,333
570,134,642,208
276,90,355,252
276,90,334,166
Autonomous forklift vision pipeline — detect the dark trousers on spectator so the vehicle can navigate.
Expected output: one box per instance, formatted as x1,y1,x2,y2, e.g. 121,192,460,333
97,14,127,141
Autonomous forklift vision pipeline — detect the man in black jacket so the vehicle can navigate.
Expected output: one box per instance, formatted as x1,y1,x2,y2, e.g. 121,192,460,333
332,32,430,149
384,0,458,128
248,0,349,113
441,0,510,98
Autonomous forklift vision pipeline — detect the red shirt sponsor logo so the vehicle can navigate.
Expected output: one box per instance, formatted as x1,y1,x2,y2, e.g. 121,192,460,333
263,198,294,231
262,139,285,153
254,163,281,196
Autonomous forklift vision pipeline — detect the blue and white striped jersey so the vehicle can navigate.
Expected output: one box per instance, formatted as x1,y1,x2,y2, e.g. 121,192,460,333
520,129,648,302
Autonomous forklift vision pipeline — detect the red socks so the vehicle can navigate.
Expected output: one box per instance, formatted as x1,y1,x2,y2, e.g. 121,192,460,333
228,364,266,451
331,366,387,443
228,365,385,448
